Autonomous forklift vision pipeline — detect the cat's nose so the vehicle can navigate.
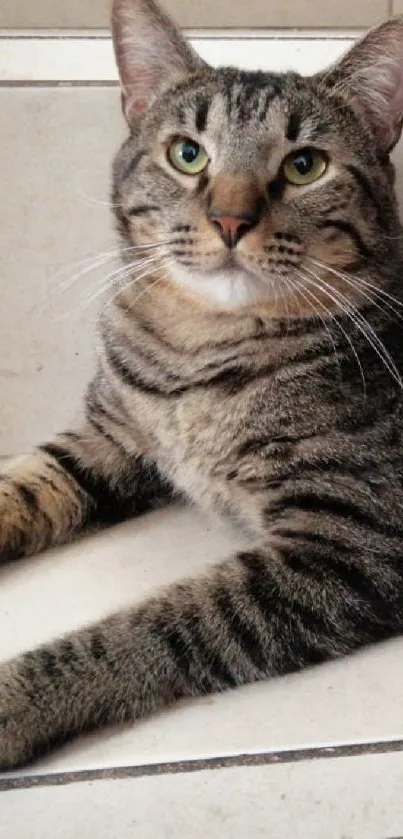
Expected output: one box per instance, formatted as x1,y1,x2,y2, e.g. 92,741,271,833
207,212,256,249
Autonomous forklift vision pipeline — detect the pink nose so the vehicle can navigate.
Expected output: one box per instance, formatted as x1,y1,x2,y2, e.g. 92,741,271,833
208,213,255,248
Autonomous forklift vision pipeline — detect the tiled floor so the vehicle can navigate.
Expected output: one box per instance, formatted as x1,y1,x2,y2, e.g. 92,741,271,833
0,0,391,30
2,34,403,839
3,751,403,839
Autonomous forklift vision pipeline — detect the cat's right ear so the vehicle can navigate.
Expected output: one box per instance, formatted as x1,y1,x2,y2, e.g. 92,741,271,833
111,0,206,124
319,17,403,154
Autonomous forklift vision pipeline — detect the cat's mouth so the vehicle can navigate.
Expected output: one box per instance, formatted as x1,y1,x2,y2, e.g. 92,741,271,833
221,251,277,284
171,243,303,309
171,249,281,308
216,251,260,277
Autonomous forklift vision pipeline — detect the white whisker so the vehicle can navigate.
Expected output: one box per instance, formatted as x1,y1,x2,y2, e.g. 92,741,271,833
55,254,166,319
293,268,362,393
309,257,403,320
74,191,124,209
51,241,173,298
278,272,291,331
303,264,403,390
113,256,175,310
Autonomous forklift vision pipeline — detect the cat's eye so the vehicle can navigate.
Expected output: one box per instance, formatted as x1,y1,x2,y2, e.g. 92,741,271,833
283,148,327,186
168,138,209,175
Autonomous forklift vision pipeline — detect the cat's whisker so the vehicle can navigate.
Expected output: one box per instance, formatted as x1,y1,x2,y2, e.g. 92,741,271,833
309,258,397,320
304,265,389,375
302,264,403,390
52,246,121,274
59,240,173,272
297,267,368,395
56,254,167,318
279,273,291,331
68,254,161,306
51,242,172,297
355,281,403,319
92,255,166,304
53,241,164,278
111,256,175,310
109,254,164,287
70,270,158,316
53,252,123,297
114,255,170,293
282,274,303,320
124,271,168,309
74,191,125,209
266,272,278,308
273,270,295,319
292,269,352,387
261,266,279,308
293,269,333,332
309,256,403,319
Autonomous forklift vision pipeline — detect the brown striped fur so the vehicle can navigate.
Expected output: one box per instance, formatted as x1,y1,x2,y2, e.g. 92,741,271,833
2,4,403,768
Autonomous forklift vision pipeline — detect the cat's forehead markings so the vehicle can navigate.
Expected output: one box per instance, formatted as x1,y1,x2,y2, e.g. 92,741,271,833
286,111,301,143
293,117,325,146
194,98,209,133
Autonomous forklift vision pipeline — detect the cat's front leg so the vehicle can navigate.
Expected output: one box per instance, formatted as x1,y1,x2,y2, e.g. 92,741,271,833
0,424,172,562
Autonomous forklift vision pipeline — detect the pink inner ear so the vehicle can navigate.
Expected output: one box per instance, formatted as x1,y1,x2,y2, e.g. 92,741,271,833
326,20,403,153
112,0,205,125
364,58,403,150
389,62,403,122
121,63,162,120
124,96,149,120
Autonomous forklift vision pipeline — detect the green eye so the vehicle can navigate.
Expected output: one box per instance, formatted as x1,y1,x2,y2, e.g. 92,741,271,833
168,138,209,175
283,148,327,186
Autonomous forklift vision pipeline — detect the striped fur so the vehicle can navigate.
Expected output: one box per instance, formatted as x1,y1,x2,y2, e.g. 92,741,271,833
2,5,403,768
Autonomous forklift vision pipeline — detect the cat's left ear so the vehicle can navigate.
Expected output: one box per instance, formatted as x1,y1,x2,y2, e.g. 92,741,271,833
111,0,206,124
320,17,403,154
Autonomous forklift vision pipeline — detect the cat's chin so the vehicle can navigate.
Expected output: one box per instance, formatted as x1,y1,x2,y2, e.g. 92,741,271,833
171,263,277,310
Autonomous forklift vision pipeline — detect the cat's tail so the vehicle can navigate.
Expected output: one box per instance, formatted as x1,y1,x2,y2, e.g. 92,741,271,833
0,542,397,770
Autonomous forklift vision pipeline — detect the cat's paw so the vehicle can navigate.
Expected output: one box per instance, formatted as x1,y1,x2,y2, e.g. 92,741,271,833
0,662,37,771
0,479,26,563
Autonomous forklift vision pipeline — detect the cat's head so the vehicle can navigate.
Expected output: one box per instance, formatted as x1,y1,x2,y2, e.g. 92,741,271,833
111,0,403,314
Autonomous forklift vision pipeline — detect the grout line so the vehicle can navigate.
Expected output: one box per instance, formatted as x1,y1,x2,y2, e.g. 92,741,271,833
0,34,356,41
0,28,364,40
0,80,118,88
2,737,403,792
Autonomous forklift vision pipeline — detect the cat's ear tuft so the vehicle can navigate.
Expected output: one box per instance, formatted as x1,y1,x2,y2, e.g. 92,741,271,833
320,17,403,153
111,0,206,124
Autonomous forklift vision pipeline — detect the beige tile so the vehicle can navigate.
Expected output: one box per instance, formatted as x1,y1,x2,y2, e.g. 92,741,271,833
0,0,389,29
393,0,403,12
2,510,403,777
3,752,403,839
169,0,388,29
0,87,125,455
0,0,111,29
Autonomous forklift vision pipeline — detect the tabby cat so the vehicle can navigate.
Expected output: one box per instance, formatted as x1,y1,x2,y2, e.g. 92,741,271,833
2,1,403,770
